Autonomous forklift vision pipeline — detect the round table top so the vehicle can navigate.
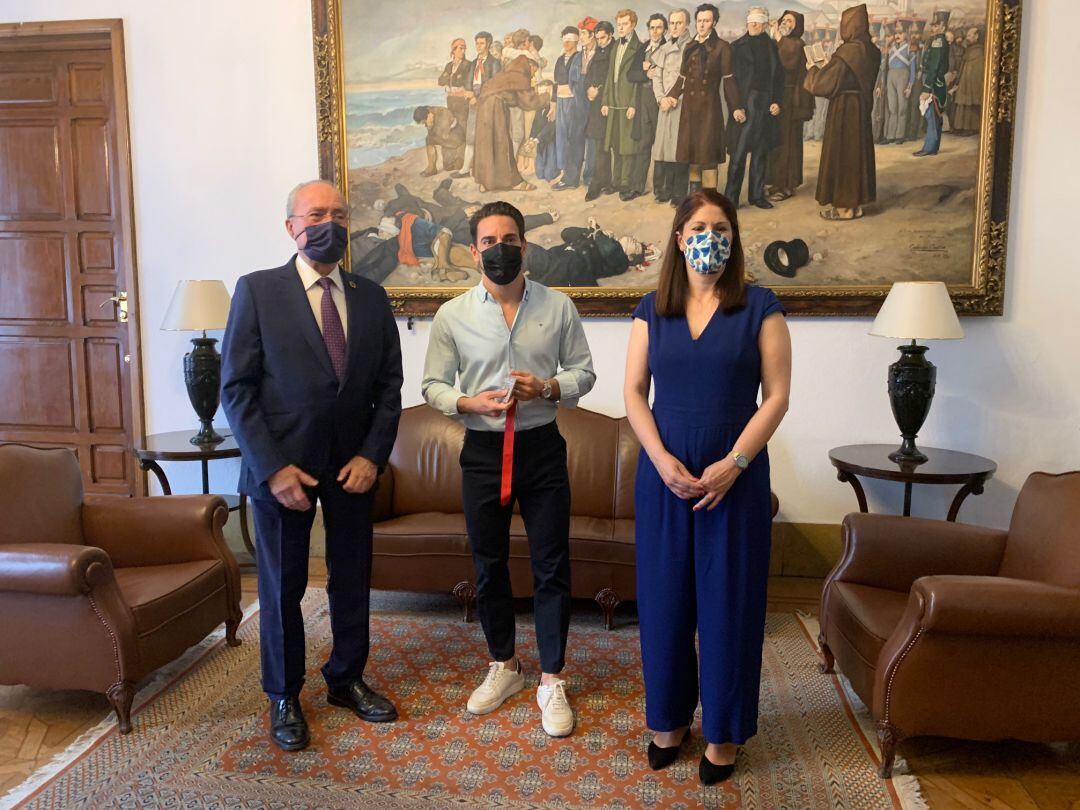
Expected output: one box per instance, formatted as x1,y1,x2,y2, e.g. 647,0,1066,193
133,430,240,461
828,444,997,484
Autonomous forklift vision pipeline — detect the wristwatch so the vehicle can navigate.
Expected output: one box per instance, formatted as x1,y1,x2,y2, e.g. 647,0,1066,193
730,451,749,470
541,379,554,400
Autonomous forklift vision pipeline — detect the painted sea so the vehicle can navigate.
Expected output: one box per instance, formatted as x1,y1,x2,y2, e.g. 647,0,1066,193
346,87,447,170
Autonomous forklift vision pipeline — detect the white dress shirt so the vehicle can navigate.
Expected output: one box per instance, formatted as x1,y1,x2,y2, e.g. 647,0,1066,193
296,254,348,339
422,279,596,432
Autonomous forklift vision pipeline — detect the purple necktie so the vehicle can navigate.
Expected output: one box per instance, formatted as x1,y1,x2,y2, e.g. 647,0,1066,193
317,277,347,380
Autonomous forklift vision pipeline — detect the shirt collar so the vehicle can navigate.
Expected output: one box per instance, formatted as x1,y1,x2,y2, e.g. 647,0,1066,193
476,278,532,303
296,253,343,292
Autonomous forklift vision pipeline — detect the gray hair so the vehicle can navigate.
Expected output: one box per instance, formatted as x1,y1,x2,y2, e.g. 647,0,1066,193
285,179,343,217
670,7,691,24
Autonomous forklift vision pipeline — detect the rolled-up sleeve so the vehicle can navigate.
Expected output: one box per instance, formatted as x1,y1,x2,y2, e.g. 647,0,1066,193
553,298,596,408
421,308,466,417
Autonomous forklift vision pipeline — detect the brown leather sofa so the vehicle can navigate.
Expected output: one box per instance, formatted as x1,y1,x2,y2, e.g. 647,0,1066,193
371,405,779,628
0,444,243,733
818,471,1080,777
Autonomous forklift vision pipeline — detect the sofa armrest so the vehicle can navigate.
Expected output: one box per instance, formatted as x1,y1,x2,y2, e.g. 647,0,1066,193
913,575,1080,638
0,543,113,595
81,496,233,569
829,513,1008,593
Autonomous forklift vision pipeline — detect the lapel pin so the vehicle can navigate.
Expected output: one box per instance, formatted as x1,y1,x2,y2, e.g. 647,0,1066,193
348,280,357,288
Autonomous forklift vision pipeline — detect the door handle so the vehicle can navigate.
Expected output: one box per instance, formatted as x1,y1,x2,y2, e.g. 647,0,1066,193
99,290,129,323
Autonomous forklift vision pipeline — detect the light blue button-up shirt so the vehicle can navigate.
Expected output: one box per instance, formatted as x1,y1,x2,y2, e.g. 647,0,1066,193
422,280,596,432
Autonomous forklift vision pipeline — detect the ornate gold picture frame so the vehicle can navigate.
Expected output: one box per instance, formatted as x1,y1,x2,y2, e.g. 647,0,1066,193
312,0,1020,316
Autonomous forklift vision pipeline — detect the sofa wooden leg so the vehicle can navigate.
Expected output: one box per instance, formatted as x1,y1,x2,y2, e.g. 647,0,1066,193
452,581,477,623
818,633,835,673
226,616,242,647
107,681,136,734
876,721,902,778
594,588,620,631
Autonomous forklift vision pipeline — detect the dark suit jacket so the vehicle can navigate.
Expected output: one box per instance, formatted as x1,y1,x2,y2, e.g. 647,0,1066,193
468,54,501,87
584,43,613,139
221,257,403,499
727,32,785,152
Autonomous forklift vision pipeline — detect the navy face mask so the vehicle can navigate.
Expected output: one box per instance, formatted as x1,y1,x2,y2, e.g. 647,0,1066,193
481,242,523,285
301,220,349,264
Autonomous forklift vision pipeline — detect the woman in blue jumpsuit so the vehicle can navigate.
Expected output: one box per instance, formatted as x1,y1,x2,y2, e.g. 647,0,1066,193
624,188,791,784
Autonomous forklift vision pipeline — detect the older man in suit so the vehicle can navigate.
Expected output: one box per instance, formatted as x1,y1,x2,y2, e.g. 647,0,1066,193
221,179,403,752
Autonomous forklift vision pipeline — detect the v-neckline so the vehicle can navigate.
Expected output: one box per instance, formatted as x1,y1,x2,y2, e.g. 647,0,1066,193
687,301,721,343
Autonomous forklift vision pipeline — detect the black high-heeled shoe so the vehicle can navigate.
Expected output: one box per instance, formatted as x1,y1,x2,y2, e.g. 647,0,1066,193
699,751,736,785
647,727,691,771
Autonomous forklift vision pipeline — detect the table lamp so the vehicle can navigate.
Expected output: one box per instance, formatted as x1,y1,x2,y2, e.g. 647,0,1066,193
870,282,964,463
161,280,232,445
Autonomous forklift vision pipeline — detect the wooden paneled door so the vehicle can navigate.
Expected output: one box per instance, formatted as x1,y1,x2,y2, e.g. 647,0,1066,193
0,20,143,496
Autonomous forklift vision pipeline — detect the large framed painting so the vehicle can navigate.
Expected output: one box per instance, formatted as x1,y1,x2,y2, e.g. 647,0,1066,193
312,0,1021,316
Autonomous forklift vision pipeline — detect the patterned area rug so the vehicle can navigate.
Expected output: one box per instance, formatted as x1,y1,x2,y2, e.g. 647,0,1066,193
6,591,924,809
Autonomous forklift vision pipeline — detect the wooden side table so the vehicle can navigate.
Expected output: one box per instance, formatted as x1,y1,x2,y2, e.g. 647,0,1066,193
132,430,255,559
829,444,997,522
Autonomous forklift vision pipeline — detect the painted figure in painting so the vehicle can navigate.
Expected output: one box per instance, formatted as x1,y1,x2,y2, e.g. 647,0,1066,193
805,3,879,221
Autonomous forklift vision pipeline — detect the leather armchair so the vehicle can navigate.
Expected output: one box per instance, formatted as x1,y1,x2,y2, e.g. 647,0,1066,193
818,471,1080,777
0,444,243,733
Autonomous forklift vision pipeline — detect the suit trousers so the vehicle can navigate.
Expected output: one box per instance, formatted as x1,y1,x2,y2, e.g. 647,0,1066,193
724,90,771,206
461,420,572,674
613,151,650,194
252,477,374,700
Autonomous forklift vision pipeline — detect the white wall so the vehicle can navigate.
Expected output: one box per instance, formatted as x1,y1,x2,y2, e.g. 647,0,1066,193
4,0,1076,528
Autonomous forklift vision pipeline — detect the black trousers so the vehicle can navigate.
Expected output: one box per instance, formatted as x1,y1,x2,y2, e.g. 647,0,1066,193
653,161,690,201
251,477,374,700
724,89,771,206
586,137,613,194
461,421,572,674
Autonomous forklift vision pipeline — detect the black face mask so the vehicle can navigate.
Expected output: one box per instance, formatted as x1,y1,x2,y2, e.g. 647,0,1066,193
301,220,349,264
480,242,523,285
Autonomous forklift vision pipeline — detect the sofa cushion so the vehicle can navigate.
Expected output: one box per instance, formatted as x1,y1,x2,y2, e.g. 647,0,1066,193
830,581,909,667
556,408,619,519
113,560,224,637
388,408,465,516
374,513,470,555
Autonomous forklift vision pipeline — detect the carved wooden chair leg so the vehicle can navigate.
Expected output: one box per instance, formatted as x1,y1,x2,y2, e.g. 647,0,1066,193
876,721,903,778
226,617,242,647
594,588,620,631
818,634,836,673
107,681,136,734
452,581,477,623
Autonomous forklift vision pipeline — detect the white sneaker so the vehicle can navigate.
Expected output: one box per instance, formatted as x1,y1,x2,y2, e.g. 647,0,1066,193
537,679,575,737
467,661,525,715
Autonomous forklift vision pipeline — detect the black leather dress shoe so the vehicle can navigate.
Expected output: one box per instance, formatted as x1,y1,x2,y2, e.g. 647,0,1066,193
647,727,691,770
699,752,736,785
269,697,309,751
585,189,601,201
751,198,774,209
327,679,398,723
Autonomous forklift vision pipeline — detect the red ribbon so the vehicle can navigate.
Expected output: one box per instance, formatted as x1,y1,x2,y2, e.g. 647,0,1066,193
500,401,517,506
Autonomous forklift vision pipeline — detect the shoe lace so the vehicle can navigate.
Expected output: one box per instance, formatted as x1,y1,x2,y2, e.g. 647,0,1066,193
547,680,569,710
481,662,502,691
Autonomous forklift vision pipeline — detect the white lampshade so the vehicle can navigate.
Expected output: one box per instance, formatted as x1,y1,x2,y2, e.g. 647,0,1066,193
161,280,231,331
869,282,964,341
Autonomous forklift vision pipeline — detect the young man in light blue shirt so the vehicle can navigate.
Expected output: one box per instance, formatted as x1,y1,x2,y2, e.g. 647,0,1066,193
422,201,595,737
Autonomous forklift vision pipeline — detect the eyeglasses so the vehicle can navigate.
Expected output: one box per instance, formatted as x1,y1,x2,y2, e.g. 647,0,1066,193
290,208,350,225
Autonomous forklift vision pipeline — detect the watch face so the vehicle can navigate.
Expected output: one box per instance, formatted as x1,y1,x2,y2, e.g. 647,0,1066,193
734,454,748,469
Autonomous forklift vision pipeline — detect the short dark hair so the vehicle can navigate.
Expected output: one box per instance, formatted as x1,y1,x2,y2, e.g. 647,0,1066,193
529,34,544,50
468,200,525,245
695,3,719,24
596,20,615,36
648,12,668,29
412,106,430,124
475,31,493,45
561,25,579,38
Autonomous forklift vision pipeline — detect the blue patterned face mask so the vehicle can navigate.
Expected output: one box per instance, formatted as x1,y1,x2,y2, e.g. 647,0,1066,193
683,231,732,275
